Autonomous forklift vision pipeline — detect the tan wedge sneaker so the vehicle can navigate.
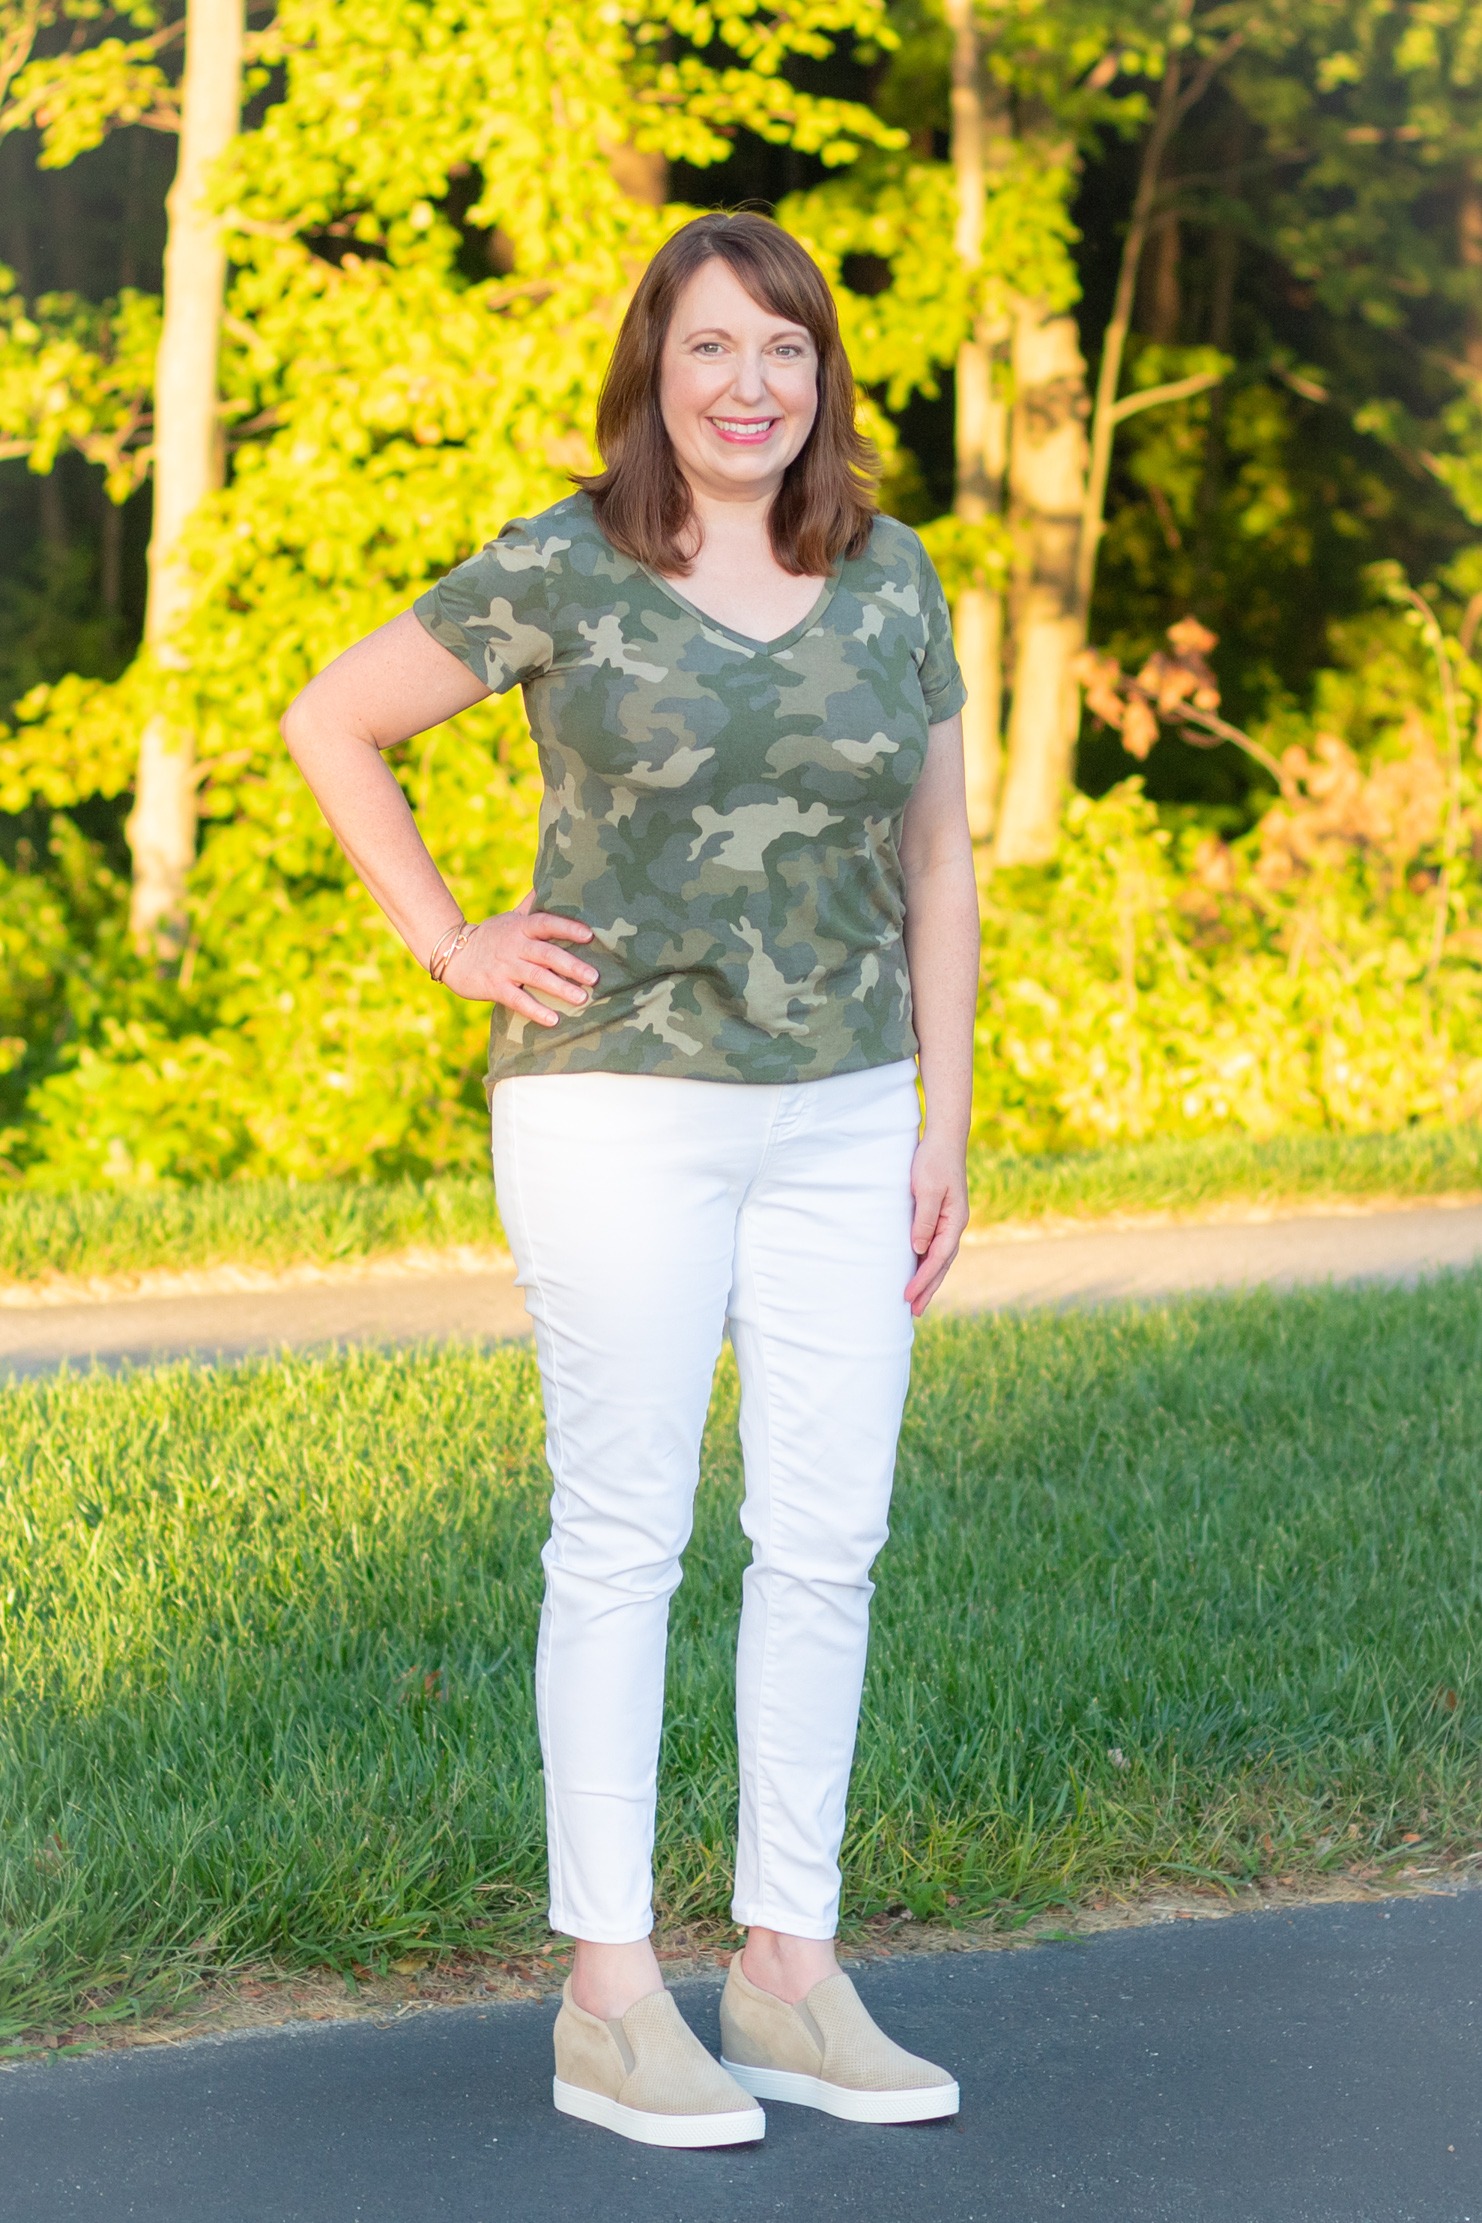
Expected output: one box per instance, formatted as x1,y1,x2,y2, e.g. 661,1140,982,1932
719,1953,959,2124
553,1980,766,2148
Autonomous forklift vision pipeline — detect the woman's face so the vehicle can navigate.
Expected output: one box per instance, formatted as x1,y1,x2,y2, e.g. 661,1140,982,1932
658,257,819,506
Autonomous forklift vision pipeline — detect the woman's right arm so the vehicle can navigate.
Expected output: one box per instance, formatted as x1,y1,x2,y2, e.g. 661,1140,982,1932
281,610,597,1025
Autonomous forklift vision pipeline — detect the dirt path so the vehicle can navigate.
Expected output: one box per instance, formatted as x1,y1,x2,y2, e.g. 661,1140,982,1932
5,1198,1482,1376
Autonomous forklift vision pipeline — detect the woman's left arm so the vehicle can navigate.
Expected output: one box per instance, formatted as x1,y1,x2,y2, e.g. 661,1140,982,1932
899,711,980,1316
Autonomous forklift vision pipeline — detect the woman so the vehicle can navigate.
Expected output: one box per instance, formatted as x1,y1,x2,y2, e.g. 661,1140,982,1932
283,210,979,2150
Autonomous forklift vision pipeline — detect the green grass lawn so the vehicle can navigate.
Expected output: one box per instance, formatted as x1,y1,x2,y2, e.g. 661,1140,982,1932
0,1164,506,1289
965,1123,1482,1223
9,1123,1482,1288
0,1174,505,1286
3,1276,1479,2045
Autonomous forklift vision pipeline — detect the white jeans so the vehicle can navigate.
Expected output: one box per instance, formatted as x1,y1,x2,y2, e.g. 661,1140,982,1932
491,1060,919,1943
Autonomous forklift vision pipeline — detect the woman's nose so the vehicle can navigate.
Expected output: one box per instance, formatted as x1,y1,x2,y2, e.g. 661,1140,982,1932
727,351,768,402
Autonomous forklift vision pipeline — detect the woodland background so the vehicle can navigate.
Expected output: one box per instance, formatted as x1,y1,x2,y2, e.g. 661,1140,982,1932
4,0,1482,1188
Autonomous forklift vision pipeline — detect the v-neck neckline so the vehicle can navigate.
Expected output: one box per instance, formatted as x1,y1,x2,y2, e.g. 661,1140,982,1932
639,564,839,656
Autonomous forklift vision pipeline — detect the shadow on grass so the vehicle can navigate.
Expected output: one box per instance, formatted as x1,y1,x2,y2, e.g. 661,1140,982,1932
2,1275,1480,2041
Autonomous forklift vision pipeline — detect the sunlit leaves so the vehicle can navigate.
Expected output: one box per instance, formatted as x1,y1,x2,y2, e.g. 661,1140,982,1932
782,150,1079,408
0,272,158,495
6,34,177,161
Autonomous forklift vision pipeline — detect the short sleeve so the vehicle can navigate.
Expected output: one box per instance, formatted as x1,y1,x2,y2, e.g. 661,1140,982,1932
412,514,572,695
915,542,968,724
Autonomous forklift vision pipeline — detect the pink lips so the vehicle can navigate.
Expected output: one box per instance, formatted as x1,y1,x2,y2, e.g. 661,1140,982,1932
709,417,778,444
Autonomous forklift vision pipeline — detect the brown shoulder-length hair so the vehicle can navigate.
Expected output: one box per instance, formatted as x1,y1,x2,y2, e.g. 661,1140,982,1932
576,211,878,578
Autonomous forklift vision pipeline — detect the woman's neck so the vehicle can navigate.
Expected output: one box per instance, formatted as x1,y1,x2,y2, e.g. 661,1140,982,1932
661,477,825,641
678,479,781,562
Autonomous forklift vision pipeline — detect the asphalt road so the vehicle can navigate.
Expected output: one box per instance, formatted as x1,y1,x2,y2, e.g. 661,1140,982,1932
4,1890,1477,2223
6,1200,1482,1375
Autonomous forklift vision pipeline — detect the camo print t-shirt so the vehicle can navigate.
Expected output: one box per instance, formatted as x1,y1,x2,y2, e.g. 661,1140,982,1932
413,491,965,1087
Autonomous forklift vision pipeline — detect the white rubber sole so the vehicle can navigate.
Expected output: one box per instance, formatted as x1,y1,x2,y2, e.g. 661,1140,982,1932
721,2059,960,2124
553,2077,766,2148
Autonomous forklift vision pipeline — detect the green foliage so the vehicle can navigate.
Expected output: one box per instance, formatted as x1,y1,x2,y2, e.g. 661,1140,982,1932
1083,0,1482,729
0,0,917,1181
6,709,539,1184
1431,386,1482,531
0,816,128,1143
917,511,1015,597
4,1281,1480,2038
8,34,176,165
8,0,1482,1181
1239,0,1482,335
781,145,1079,408
0,850,72,1105
1031,553,1482,1147
975,767,1482,1150
5,0,906,803
16,594,1482,1182
0,270,156,495
0,667,141,808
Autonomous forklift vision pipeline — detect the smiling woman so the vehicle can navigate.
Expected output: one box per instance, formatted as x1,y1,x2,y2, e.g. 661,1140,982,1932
577,211,878,628
280,209,980,2149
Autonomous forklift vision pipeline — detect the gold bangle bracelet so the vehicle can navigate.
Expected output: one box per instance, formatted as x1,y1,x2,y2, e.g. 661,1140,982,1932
429,920,477,985
427,918,468,982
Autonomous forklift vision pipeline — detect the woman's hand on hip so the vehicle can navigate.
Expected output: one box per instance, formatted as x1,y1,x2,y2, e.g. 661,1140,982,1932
905,1128,969,1316
441,894,599,1026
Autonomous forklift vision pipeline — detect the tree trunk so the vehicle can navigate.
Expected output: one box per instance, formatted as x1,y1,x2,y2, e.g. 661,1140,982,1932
992,304,1089,866
127,0,243,955
992,4,1228,864
945,0,1007,840
1139,211,1181,342
100,479,124,617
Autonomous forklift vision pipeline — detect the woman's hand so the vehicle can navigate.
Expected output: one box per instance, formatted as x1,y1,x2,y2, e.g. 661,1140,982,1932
904,1126,969,1317
441,893,599,1026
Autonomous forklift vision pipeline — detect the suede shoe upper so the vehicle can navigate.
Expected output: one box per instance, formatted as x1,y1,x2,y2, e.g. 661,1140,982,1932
720,1954,954,2093
556,1982,759,2116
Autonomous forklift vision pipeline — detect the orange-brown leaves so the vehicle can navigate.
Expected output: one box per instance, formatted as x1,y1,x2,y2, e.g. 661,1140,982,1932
1256,720,1445,889
1074,617,1223,761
